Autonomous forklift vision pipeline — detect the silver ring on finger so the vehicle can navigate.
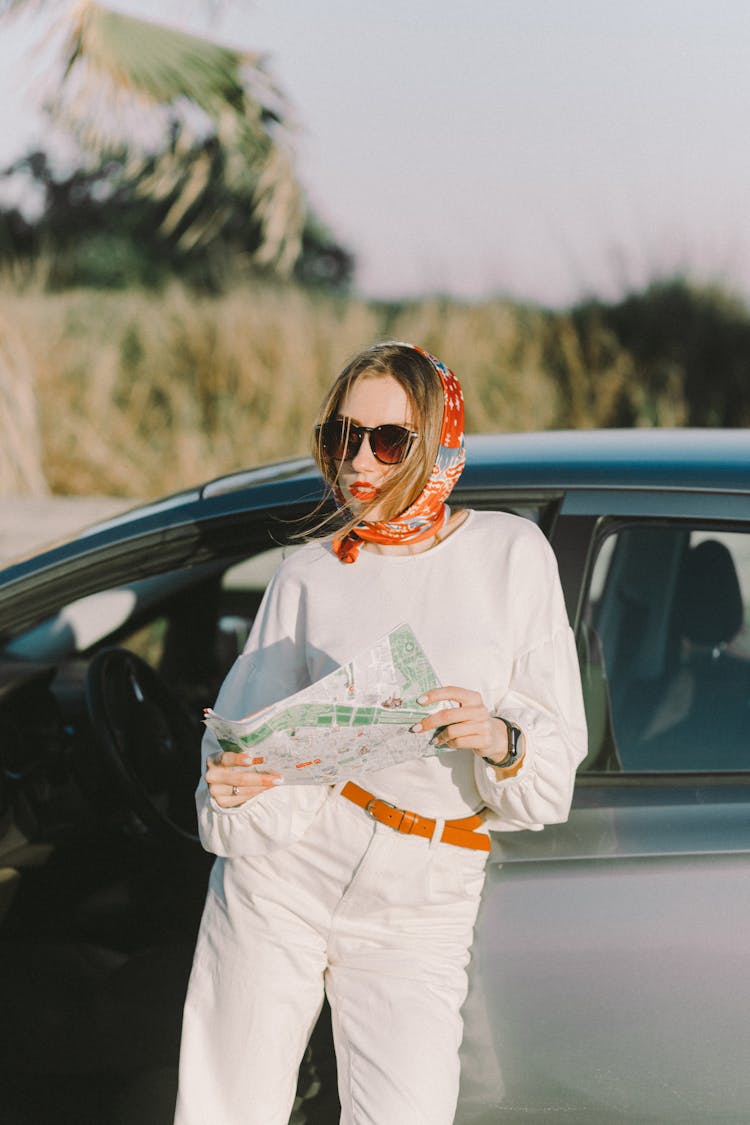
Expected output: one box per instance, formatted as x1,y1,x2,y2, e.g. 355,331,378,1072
231,785,240,797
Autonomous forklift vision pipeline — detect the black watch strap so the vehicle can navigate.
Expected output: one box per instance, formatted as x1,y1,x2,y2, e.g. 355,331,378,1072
482,717,523,770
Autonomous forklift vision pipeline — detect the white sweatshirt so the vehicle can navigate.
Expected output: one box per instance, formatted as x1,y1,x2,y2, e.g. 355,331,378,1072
196,509,588,857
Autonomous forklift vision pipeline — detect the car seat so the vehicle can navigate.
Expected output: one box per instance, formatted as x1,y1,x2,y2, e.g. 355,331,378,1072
632,539,749,770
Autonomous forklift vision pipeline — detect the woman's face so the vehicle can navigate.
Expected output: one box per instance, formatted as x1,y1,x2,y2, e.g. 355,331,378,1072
336,373,415,522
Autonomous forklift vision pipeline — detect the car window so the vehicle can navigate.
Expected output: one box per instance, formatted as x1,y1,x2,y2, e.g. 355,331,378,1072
116,547,297,685
4,564,224,661
578,524,750,773
120,615,169,667
217,546,299,657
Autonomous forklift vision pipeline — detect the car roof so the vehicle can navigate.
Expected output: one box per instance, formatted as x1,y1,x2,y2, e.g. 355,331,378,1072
462,429,749,491
195,429,748,497
1,429,747,589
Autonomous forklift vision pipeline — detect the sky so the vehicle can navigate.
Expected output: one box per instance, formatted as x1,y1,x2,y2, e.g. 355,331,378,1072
2,0,750,307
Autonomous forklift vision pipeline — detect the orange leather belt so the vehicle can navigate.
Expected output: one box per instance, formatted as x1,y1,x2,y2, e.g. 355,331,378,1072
341,781,490,852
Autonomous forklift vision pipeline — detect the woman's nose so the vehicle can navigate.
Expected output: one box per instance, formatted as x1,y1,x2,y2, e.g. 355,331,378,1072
350,432,379,471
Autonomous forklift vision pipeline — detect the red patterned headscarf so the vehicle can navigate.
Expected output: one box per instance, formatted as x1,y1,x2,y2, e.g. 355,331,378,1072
332,345,465,563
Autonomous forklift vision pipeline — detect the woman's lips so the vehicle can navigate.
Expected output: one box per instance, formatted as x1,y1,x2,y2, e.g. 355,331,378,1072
349,481,380,501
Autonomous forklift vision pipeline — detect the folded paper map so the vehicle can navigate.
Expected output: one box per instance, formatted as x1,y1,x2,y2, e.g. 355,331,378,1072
203,623,454,784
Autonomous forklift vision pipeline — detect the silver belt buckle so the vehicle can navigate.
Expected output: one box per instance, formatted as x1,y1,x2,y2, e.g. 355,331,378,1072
364,796,397,820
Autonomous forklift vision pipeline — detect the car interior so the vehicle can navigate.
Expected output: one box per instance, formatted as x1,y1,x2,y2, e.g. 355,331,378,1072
0,541,339,1125
582,523,750,773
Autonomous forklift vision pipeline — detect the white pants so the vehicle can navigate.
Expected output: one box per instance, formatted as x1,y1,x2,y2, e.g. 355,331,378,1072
174,786,488,1125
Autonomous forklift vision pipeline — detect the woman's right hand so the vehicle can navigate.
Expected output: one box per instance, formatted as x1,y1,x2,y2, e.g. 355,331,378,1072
205,751,284,808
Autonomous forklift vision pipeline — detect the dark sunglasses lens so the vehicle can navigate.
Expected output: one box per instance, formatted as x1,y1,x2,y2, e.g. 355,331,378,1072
320,420,357,461
371,425,413,464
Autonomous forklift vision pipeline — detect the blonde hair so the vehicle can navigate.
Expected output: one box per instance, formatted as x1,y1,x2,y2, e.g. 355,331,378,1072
310,342,446,538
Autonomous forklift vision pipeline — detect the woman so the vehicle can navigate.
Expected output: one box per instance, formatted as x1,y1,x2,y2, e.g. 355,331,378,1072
175,342,587,1125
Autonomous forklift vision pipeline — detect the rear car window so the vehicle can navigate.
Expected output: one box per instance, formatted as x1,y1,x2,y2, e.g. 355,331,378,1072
578,524,750,773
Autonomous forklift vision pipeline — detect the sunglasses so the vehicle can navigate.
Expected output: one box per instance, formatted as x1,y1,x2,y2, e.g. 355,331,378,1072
317,419,418,465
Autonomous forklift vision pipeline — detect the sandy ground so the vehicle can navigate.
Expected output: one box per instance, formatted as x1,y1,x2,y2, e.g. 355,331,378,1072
0,496,135,566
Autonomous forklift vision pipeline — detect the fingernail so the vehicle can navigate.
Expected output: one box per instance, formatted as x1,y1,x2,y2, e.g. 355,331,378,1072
271,777,285,786
417,694,428,705
411,722,423,733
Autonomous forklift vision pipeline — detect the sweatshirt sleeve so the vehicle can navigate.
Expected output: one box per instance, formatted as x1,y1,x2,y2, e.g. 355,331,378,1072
195,561,327,857
474,526,588,832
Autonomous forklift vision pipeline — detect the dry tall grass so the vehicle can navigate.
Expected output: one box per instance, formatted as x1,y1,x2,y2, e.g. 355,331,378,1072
0,311,49,496
0,279,677,498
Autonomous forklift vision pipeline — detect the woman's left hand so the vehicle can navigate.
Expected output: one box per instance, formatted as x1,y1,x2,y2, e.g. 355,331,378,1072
413,686,509,762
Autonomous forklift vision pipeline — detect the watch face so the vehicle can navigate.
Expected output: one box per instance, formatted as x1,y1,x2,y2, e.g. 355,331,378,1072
504,724,523,767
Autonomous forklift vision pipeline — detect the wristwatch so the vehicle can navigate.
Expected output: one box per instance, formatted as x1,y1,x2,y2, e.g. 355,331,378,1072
483,717,523,770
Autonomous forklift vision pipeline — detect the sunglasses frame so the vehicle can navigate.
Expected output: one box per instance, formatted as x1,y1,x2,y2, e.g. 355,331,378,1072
317,419,418,465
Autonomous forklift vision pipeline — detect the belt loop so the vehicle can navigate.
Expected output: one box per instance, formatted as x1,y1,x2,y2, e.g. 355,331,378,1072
430,816,445,849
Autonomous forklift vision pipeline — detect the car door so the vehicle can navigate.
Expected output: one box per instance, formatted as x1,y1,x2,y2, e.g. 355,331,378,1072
461,490,750,1125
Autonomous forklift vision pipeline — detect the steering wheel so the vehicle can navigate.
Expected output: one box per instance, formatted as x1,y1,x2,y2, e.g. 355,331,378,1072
85,648,202,845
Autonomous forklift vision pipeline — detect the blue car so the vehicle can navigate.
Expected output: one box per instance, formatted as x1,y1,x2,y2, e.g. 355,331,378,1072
1,428,748,1124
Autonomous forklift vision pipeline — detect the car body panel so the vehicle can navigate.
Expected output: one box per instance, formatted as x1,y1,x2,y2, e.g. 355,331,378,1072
471,851,750,1123
494,784,750,863
562,488,750,519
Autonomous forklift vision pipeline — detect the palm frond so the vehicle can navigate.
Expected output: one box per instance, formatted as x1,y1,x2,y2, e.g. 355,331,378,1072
252,146,305,274
63,1,264,111
33,0,304,273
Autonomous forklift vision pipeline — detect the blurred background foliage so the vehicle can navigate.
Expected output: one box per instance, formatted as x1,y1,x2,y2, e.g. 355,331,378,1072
0,1,747,498
0,146,353,292
2,276,745,499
